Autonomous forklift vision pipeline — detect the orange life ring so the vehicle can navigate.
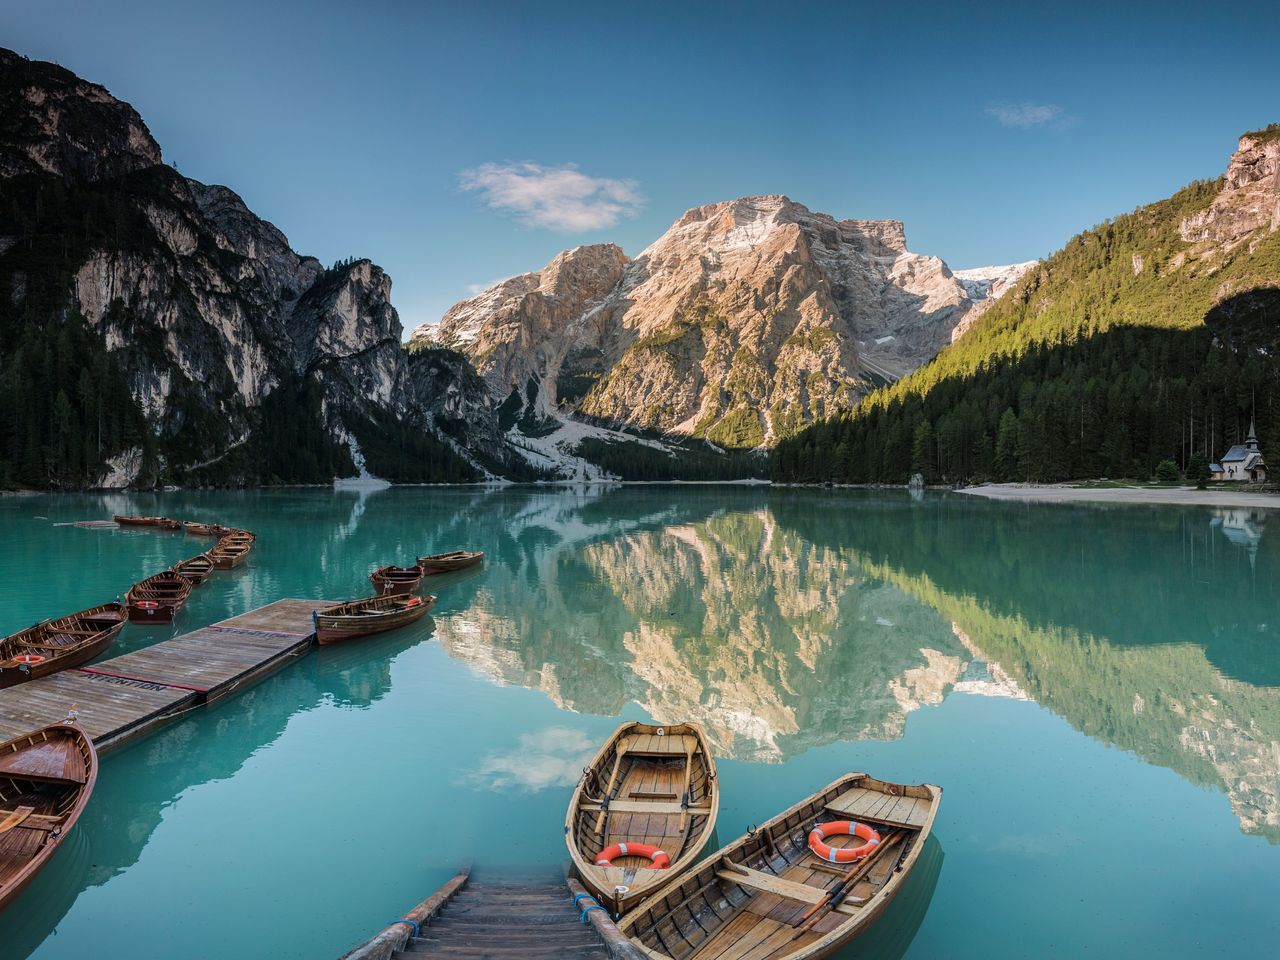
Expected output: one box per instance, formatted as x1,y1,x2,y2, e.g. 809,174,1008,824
406,597,422,607
15,654,45,666
136,601,160,610
594,842,670,869
808,821,881,863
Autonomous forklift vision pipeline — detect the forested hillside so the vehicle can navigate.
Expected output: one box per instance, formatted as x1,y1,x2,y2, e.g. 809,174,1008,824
773,130,1280,484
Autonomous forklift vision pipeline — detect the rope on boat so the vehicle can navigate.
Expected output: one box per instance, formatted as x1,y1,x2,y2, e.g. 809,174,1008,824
387,918,420,937
573,892,605,924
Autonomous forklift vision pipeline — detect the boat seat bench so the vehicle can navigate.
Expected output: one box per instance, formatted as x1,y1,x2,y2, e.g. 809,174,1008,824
825,786,932,828
581,800,713,815
619,734,699,757
714,864,826,904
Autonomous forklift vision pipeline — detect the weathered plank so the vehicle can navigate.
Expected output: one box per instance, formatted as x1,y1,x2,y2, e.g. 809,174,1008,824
0,598,330,751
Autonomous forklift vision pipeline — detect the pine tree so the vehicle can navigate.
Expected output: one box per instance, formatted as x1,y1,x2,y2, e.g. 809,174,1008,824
994,409,1020,481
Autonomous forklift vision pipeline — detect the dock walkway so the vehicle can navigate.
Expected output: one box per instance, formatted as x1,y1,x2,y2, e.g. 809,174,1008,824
0,598,330,748
341,870,645,960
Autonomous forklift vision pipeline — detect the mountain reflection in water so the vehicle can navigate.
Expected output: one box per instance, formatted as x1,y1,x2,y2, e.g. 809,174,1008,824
434,489,1280,840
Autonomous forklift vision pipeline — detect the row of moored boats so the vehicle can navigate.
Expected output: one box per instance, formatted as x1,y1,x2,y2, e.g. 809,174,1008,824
314,550,483,644
115,516,258,625
0,515,252,689
1,522,483,916
560,721,942,959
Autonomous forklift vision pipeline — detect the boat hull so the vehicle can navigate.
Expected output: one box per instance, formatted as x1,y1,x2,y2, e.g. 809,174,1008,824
370,566,425,596
175,556,214,586
0,604,126,688
417,551,484,574
125,574,191,624
314,595,436,645
0,721,98,912
566,721,719,915
617,773,942,959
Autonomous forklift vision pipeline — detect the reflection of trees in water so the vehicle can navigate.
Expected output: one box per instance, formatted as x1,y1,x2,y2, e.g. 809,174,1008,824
441,487,1280,839
771,492,1279,686
848,541,1280,842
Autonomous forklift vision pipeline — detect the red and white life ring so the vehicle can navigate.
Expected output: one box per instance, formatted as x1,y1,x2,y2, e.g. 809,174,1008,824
808,821,882,863
595,842,670,869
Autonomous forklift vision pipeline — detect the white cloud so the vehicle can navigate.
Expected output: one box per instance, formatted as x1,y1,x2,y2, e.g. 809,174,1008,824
460,162,643,231
463,727,596,792
985,102,1069,129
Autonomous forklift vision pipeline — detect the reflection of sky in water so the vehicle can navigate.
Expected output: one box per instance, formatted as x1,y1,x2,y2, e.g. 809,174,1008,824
0,487,1277,960
464,727,596,791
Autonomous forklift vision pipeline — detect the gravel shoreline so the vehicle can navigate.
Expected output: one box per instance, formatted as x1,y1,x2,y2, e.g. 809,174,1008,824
957,483,1280,508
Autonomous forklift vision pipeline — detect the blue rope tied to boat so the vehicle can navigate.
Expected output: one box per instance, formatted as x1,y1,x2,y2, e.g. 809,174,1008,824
573,892,604,924
388,918,420,937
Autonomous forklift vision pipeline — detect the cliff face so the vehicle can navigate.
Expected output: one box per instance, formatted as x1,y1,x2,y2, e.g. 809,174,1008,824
426,243,630,420
0,48,160,182
1179,128,1280,249
0,48,479,486
414,196,1032,448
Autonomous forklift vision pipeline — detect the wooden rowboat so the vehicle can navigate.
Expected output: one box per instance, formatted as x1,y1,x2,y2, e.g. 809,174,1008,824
0,603,126,688
617,773,942,959
416,550,484,574
113,515,164,527
183,521,219,536
0,720,98,912
369,565,425,596
567,721,719,915
207,538,252,569
313,594,436,645
174,554,214,586
125,572,191,623
154,517,182,531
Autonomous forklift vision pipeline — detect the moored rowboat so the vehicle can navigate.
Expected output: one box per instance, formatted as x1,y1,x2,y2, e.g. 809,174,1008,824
567,721,719,915
125,572,191,623
113,515,165,527
369,565,425,596
174,554,214,586
183,521,219,536
0,603,127,688
617,773,942,958
313,593,436,645
416,550,484,574
0,720,98,912
207,538,252,569
154,517,182,531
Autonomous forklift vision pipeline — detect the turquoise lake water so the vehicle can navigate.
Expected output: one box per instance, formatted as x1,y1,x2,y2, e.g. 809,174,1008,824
0,486,1277,959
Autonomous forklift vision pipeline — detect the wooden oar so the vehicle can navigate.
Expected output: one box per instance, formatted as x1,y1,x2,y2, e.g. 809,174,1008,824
0,805,34,834
593,741,631,833
790,831,905,938
677,737,697,833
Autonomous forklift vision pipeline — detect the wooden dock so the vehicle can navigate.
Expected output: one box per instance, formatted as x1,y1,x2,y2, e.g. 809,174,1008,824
0,599,331,749
340,868,645,960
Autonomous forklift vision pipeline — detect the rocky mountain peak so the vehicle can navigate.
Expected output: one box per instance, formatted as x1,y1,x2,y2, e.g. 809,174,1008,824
429,193,1033,450
1179,126,1280,247
0,47,162,182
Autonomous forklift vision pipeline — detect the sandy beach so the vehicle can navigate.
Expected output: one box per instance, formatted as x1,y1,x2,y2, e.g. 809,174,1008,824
957,483,1280,508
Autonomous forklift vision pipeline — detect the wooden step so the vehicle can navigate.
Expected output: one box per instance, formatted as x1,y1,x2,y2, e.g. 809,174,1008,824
400,947,609,958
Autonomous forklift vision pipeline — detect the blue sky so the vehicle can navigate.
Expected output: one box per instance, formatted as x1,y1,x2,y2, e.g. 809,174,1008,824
4,0,1279,332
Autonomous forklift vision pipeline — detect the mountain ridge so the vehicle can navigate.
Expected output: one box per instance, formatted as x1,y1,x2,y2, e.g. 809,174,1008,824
771,128,1280,484
412,194,1035,453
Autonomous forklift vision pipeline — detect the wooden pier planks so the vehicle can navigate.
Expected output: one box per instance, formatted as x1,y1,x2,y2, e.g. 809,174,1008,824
0,672,193,744
0,598,333,750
